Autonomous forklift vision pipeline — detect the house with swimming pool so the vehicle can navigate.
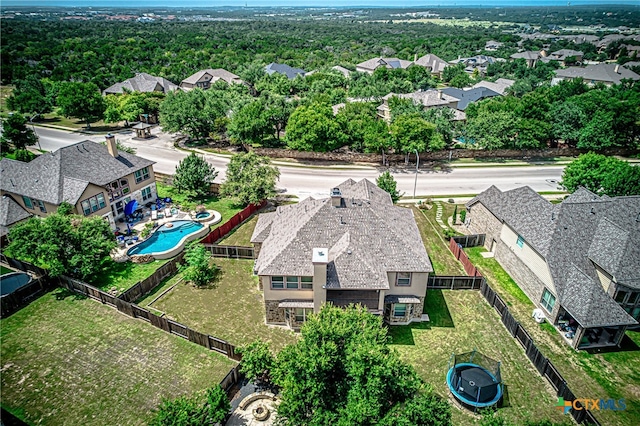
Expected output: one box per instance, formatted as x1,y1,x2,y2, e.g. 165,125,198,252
465,185,639,350
0,135,157,232
250,178,433,330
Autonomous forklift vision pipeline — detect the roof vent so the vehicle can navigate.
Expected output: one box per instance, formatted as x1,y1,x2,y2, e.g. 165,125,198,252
339,216,345,225
590,207,596,214
636,212,640,223
347,249,352,255
551,212,555,220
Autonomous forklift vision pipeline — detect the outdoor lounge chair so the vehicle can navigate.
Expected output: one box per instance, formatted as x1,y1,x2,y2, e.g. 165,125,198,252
164,208,172,217
151,209,158,220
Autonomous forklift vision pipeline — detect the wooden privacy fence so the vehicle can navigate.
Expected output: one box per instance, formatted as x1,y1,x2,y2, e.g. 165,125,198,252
58,275,241,361
449,238,482,277
1,254,47,278
479,280,599,425
201,200,267,244
0,275,55,318
204,244,255,259
118,252,185,303
452,234,485,248
427,275,484,290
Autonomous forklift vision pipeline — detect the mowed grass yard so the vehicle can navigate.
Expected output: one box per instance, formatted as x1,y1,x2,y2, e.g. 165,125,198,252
466,247,640,426
389,290,567,425
138,258,296,352
218,215,258,246
1,289,236,426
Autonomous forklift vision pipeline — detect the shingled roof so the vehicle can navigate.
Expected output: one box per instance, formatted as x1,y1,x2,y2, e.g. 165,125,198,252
0,195,31,236
468,186,639,328
251,179,433,290
265,63,306,80
103,72,178,95
0,141,155,205
180,68,242,86
554,64,640,85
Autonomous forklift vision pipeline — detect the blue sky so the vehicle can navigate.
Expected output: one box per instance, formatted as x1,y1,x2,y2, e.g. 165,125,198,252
3,1,640,8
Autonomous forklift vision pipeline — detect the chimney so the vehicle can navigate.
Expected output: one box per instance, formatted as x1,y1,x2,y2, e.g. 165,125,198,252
614,64,620,74
105,134,118,157
330,187,342,207
312,248,328,313
414,53,418,62
438,89,443,100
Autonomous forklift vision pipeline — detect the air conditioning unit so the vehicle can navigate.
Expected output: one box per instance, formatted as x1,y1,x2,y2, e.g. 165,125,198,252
532,308,546,324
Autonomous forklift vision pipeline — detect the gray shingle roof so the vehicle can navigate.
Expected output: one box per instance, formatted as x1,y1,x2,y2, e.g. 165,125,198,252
471,78,515,96
180,69,242,85
555,64,640,85
251,179,433,290
356,57,413,72
441,87,500,110
414,54,449,74
510,51,541,61
0,141,155,205
103,73,178,95
468,186,639,328
0,195,31,235
265,63,306,79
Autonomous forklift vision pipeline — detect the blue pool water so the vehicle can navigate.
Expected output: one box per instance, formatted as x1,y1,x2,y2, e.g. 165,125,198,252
195,211,211,219
127,220,204,256
1,272,32,297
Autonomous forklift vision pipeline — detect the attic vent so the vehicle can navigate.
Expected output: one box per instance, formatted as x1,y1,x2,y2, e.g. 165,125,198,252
551,212,555,220
347,249,352,255
590,207,596,214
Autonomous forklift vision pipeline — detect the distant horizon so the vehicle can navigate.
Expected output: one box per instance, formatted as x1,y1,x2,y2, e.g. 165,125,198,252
2,1,640,9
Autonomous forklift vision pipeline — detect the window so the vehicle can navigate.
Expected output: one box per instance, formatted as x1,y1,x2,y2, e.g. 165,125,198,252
516,235,524,248
294,308,312,323
393,304,407,318
141,186,152,201
35,200,46,213
540,289,556,313
301,277,313,289
396,272,412,286
286,276,300,289
22,196,33,209
271,276,284,289
134,167,150,184
615,290,628,304
80,193,107,216
107,178,130,201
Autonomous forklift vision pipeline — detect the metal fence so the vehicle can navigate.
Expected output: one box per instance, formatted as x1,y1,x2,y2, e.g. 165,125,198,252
58,275,241,361
204,245,255,259
452,234,486,248
427,275,483,290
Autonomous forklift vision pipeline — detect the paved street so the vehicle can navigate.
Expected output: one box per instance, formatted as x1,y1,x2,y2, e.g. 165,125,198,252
33,126,565,199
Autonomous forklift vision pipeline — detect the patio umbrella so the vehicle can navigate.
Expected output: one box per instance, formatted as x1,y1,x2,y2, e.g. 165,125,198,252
126,223,132,236
124,199,138,217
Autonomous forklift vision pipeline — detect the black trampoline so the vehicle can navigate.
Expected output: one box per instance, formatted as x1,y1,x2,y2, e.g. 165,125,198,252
447,351,502,409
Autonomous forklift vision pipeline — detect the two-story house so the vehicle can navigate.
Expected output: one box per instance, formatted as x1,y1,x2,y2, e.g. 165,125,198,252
0,135,156,231
250,179,433,330
466,186,639,350
180,69,243,90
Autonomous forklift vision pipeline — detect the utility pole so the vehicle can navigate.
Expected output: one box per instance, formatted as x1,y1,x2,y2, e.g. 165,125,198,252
413,149,419,199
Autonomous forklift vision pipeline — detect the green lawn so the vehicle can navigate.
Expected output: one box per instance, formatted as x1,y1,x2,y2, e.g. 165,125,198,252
138,258,297,352
39,111,124,132
465,246,640,426
88,258,169,294
218,215,258,246
408,205,464,275
156,182,243,220
390,290,567,425
1,289,236,426
1,265,13,275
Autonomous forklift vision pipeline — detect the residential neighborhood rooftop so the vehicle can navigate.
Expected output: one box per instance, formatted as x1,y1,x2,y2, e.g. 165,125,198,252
102,72,179,95
265,63,306,79
554,63,640,85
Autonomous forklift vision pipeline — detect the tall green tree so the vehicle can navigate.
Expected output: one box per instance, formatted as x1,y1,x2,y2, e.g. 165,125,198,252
227,100,271,145
561,153,640,196
56,82,106,129
244,304,451,425
285,104,347,152
0,113,38,151
376,171,403,203
5,203,116,280
390,114,442,162
6,76,53,117
159,89,226,140
173,152,218,200
220,152,280,205
150,385,230,426
178,242,218,288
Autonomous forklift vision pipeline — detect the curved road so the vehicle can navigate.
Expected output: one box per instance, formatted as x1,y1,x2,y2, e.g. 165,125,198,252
33,126,564,199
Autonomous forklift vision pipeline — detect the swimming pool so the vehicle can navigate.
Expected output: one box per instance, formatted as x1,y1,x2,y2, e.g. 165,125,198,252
127,220,208,259
1,272,32,297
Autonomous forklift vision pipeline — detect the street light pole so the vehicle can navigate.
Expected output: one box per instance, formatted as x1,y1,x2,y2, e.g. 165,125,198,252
413,149,419,199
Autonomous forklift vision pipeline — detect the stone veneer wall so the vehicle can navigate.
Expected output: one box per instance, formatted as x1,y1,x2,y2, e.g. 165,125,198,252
467,203,502,251
385,297,425,324
264,300,285,324
494,240,561,322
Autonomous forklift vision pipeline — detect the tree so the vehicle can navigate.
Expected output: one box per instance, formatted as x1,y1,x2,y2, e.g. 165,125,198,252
56,82,106,129
376,171,403,203
150,385,230,426
379,391,452,426
262,305,450,425
237,341,275,384
0,113,38,151
466,110,517,150
174,153,218,199
178,242,218,288
220,152,280,205
561,153,640,196
159,89,226,140
227,100,271,145
285,104,347,152
6,76,53,116
5,203,116,280
390,115,437,162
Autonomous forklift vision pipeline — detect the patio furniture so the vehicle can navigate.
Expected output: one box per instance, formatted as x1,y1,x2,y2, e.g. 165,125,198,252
164,208,172,217
151,210,158,220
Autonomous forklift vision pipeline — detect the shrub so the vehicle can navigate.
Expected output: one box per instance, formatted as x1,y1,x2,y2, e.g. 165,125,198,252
459,209,467,223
